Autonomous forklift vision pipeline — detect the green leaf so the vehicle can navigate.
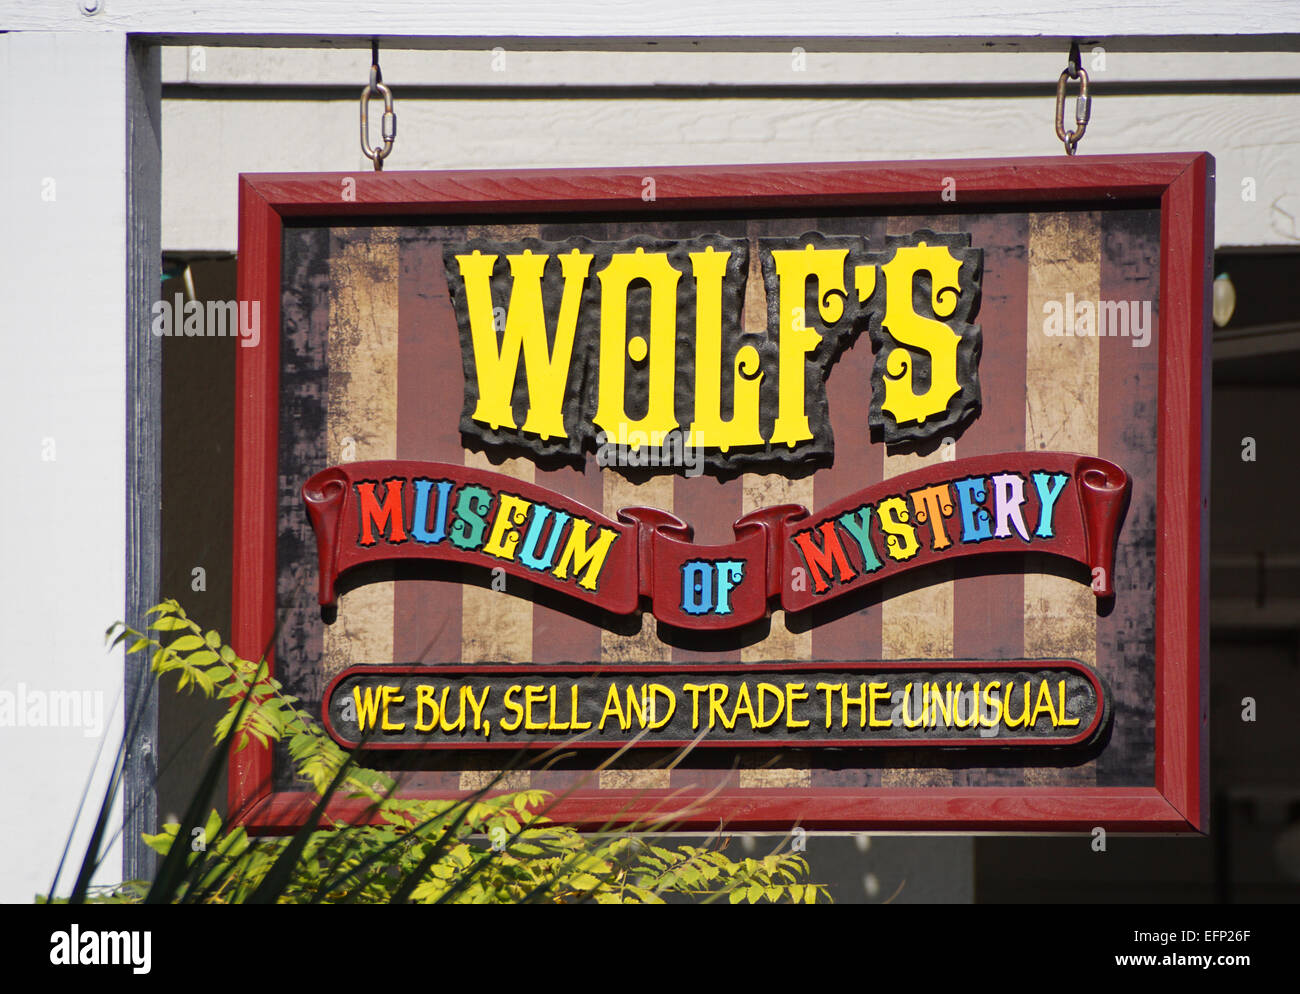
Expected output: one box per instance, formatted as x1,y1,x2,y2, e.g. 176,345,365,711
186,649,219,668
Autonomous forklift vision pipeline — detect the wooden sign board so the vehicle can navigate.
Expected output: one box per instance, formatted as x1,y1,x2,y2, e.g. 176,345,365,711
233,154,1211,832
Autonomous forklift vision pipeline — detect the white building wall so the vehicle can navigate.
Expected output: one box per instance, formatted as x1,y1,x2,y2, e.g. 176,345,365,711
0,32,128,903
158,46,1300,252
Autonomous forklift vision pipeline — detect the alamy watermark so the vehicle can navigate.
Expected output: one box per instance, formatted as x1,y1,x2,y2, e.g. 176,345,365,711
1042,294,1152,348
596,426,704,477
150,294,261,348
50,926,150,974
0,684,104,737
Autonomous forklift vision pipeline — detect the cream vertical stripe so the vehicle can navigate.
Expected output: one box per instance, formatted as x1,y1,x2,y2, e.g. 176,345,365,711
879,447,956,788
1024,212,1100,666
322,228,399,682
877,217,960,788
1023,211,1101,787
459,451,535,664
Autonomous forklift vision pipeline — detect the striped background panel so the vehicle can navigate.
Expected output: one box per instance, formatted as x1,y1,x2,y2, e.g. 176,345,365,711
273,208,1159,794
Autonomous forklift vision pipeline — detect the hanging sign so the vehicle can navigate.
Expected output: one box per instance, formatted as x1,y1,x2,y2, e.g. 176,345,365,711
233,154,1211,833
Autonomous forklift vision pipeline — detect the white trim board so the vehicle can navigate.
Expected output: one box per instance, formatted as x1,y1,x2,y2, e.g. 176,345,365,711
5,1,1300,43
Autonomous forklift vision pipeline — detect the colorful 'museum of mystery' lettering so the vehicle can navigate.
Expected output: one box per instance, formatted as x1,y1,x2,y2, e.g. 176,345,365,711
303,451,1129,632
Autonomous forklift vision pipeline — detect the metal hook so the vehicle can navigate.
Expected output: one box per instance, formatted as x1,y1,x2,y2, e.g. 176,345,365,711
360,41,396,171
1055,42,1090,156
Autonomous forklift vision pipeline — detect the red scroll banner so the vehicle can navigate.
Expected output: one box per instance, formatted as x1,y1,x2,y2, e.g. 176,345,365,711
303,453,1129,632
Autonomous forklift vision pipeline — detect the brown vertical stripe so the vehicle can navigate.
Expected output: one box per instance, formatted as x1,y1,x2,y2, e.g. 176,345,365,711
599,472,673,789
394,229,465,664
951,213,1028,659
812,214,886,667
738,220,814,789
601,472,674,663
671,475,743,663
455,224,540,792
528,217,628,668
877,214,962,789
668,215,748,672
530,462,604,664
948,214,1030,787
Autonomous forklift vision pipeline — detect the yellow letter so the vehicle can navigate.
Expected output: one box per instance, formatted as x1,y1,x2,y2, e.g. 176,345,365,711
599,683,627,731
593,247,682,444
524,685,549,731
463,685,490,732
902,682,926,729
842,682,869,729
768,244,848,447
708,684,733,730
500,685,524,732
644,685,674,730
682,683,709,730
755,683,785,729
879,241,965,427
1057,680,1080,727
1003,681,1031,729
686,246,762,451
552,518,619,591
730,683,758,729
380,686,405,732
785,683,810,730
415,685,439,733
877,496,921,562
456,248,592,439
569,685,593,731
980,681,1003,729
815,682,841,730
1030,679,1060,728
869,682,892,728
353,685,384,733
482,493,533,561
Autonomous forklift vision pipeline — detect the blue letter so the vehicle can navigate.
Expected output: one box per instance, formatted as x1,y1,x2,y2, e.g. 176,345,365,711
1032,471,1071,539
953,477,993,543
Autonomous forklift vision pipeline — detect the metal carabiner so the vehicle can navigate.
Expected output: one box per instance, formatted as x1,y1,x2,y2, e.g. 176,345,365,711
1055,62,1091,156
360,65,396,170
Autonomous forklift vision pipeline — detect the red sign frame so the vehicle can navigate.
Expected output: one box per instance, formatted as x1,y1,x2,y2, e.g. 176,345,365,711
233,154,1211,833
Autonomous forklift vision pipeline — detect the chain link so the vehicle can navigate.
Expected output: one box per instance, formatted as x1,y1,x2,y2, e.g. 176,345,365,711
360,54,396,171
1055,46,1091,156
